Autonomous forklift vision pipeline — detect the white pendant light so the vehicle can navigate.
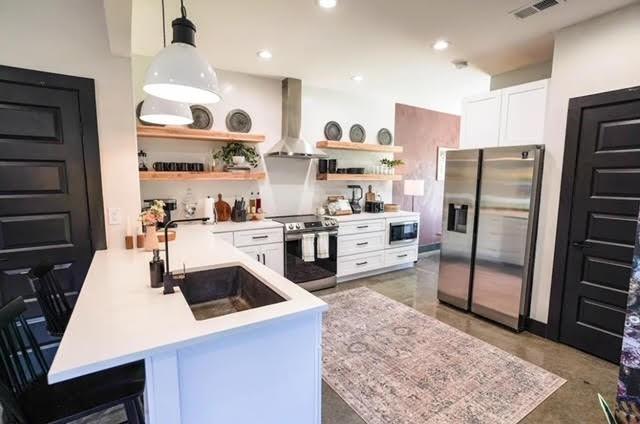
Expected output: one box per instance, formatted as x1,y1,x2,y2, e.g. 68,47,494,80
139,95,193,126
143,0,221,104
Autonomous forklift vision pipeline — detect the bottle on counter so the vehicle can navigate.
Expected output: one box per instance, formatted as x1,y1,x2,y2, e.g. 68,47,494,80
249,192,256,214
149,249,165,288
256,191,262,213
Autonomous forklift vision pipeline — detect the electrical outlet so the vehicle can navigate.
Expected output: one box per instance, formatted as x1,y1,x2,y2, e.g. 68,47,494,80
108,207,123,225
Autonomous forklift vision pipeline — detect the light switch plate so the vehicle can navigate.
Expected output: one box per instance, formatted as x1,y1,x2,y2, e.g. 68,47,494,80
108,207,123,225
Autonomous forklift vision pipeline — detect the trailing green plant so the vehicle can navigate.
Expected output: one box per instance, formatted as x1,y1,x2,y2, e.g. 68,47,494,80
598,394,618,424
380,158,404,168
213,143,260,168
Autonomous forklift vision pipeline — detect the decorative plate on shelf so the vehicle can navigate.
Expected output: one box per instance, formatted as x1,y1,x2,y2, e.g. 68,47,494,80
324,121,343,141
135,101,164,127
377,128,393,145
188,105,213,130
349,124,366,143
225,109,252,133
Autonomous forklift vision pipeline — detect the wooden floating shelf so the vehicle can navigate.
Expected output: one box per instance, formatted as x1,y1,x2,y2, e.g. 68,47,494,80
137,125,265,143
316,140,403,153
316,173,402,182
140,171,266,181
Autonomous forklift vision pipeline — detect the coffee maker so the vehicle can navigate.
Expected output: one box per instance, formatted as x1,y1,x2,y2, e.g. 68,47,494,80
143,198,177,228
347,185,363,214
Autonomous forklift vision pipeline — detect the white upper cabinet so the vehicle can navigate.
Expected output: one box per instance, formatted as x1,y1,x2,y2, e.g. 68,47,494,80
459,79,548,149
459,91,503,149
499,79,548,147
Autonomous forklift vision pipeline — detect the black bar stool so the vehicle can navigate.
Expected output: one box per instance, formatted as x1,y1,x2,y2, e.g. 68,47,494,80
0,296,145,423
26,264,72,338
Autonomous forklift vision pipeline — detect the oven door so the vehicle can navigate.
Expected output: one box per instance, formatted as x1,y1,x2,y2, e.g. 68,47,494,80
284,231,338,291
389,221,419,245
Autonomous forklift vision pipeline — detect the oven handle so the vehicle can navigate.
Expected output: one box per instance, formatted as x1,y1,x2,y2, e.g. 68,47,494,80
285,231,338,241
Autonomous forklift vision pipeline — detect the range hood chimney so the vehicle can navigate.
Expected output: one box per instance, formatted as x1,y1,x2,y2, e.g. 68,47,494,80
267,78,327,159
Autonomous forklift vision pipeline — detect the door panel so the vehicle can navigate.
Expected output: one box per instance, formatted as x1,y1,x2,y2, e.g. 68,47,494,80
0,67,100,358
559,96,640,363
471,146,543,330
437,149,480,310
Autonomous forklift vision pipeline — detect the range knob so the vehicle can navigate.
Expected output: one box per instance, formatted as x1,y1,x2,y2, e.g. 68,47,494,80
295,223,302,229
287,224,294,230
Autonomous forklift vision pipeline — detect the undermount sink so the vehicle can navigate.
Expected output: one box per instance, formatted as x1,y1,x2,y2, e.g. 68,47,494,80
178,265,286,320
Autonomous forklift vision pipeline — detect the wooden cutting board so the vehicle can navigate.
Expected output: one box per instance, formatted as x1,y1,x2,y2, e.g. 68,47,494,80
215,193,231,222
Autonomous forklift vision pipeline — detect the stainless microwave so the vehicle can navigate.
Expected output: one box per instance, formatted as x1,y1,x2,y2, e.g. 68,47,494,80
389,221,419,245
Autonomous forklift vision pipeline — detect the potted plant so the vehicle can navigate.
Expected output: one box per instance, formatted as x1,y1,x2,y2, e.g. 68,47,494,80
140,200,166,251
380,158,404,174
213,142,260,170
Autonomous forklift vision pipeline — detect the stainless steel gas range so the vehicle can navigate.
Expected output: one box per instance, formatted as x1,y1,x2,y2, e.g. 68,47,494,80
271,215,339,291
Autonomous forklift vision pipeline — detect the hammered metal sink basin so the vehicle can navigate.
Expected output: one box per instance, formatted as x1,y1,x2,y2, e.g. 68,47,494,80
179,266,286,321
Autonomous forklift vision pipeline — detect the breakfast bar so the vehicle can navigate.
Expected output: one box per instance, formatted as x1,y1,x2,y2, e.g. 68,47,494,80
48,226,327,424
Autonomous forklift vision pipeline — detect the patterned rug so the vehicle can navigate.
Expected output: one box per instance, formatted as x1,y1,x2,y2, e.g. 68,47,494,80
322,288,565,424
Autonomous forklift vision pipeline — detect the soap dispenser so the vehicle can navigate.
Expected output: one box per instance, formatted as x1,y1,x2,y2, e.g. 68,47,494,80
149,249,164,288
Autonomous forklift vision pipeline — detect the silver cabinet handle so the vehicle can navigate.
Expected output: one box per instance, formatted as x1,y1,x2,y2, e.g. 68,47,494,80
397,254,408,258
357,225,369,229
356,261,368,266
262,253,266,264
252,235,269,240
356,242,369,246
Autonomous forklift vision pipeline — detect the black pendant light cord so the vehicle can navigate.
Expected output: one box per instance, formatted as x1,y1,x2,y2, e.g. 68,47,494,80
180,0,187,18
161,0,167,47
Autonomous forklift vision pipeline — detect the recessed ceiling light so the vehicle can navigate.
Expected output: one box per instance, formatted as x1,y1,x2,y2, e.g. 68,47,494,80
351,75,364,82
257,50,273,60
317,0,337,9
432,39,450,51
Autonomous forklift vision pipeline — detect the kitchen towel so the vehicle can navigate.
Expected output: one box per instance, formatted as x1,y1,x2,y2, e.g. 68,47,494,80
203,196,215,222
317,232,329,259
302,233,316,262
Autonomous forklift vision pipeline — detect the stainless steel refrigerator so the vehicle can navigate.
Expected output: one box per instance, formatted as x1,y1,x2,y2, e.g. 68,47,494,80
437,145,544,331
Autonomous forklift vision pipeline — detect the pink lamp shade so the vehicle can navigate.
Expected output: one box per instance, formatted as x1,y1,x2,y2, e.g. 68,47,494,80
404,180,425,197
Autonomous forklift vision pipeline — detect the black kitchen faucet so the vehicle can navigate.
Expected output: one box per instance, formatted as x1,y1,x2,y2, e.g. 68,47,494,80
163,217,210,294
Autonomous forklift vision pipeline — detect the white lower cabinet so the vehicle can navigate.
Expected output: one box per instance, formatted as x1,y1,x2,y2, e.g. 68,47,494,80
385,245,418,267
336,216,420,280
338,251,385,277
338,231,386,256
237,242,284,275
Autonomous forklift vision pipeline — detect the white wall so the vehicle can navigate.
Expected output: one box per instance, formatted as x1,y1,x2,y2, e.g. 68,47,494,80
531,4,640,323
490,61,553,91
134,56,396,218
0,0,139,249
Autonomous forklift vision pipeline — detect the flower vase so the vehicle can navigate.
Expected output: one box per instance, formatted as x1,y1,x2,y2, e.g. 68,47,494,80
144,224,159,251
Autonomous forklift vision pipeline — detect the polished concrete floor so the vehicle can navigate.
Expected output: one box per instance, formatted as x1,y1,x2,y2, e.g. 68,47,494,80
317,252,619,424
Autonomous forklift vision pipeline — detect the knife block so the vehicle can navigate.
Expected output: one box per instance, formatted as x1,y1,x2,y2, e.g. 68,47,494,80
231,207,247,222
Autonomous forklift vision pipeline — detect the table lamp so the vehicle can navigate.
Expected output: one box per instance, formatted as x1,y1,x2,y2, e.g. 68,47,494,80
404,179,424,212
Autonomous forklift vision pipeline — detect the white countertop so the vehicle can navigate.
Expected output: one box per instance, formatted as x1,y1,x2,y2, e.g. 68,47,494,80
327,211,419,222
48,225,326,384
201,218,283,233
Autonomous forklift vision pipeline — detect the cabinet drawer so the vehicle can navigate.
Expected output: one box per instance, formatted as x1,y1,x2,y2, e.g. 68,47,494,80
338,231,385,256
338,251,385,277
234,228,283,247
338,219,385,236
385,246,418,267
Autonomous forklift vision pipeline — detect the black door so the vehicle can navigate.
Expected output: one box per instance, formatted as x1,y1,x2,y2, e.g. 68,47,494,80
0,65,105,362
554,87,640,363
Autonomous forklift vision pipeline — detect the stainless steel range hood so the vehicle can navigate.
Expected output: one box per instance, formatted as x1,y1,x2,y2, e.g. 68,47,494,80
267,78,327,159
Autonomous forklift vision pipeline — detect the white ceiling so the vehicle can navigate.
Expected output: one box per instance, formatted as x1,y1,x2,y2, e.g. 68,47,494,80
131,0,636,111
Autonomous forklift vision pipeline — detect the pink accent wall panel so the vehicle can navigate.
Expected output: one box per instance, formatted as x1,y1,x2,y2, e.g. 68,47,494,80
392,103,460,247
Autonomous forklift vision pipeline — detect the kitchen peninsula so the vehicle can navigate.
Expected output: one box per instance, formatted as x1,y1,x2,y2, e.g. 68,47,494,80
48,223,327,424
